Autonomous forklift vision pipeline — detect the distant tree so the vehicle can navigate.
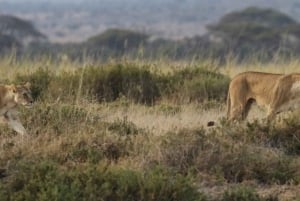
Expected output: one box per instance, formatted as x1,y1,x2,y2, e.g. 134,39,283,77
86,29,148,51
0,33,20,48
206,7,300,60
217,7,297,28
0,15,47,46
0,33,20,50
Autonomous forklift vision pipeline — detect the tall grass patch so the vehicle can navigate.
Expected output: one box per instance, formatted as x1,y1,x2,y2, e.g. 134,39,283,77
13,63,230,104
0,160,206,201
160,67,230,102
153,126,300,185
222,186,277,201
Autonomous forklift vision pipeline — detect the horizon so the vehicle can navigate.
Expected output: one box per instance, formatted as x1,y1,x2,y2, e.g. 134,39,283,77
1,0,300,43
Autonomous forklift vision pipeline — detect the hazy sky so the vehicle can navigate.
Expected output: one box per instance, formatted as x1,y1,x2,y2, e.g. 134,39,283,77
1,0,300,42
0,0,71,1
0,0,132,1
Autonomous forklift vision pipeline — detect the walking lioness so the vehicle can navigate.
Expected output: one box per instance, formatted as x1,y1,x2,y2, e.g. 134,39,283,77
208,71,300,126
0,82,33,135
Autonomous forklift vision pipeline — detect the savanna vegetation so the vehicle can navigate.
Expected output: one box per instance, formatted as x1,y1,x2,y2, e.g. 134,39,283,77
0,55,298,201
0,4,300,201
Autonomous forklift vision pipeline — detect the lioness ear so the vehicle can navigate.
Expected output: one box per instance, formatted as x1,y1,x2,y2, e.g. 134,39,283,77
24,82,31,89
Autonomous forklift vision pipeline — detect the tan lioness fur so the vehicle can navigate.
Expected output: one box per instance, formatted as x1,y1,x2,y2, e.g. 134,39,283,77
208,71,300,126
228,71,300,121
0,82,33,135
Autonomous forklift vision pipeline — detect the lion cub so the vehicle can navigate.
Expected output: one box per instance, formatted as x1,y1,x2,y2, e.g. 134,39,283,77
0,82,33,135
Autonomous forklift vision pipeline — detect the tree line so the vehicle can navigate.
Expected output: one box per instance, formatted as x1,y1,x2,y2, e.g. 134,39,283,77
2,7,300,62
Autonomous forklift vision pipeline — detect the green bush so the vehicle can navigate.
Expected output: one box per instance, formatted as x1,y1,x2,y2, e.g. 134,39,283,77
217,148,298,184
222,186,260,201
240,119,300,155
15,67,53,100
46,70,82,102
222,186,268,201
13,64,229,104
159,128,206,174
0,161,205,201
68,140,104,164
267,120,300,155
20,104,96,136
49,64,160,105
160,67,230,102
156,126,300,184
207,122,300,184
108,117,140,137
252,156,298,184
93,64,160,104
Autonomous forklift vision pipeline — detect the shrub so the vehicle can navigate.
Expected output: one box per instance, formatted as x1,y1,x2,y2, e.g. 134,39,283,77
222,186,260,201
158,128,206,174
12,63,229,104
0,161,206,201
46,70,82,102
20,103,95,136
267,119,300,155
240,118,300,155
156,125,300,184
108,117,140,137
251,156,298,184
222,186,264,201
92,64,160,105
160,67,230,103
15,67,53,100
68,140,104,164
218,148,298,184
49,64,161,105
204,122,300,184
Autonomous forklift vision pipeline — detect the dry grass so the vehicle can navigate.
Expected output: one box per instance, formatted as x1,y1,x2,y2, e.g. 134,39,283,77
222,57,300,78
100,103,222,133
0,57,299,200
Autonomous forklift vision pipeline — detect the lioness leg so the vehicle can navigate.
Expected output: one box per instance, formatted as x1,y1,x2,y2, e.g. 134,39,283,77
7,119,27,135
228,93,248,121
4,111,27,135
229,104,245,122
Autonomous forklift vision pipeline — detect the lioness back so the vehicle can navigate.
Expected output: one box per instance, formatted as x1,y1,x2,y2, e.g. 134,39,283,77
229,72,282,107
227,72,286,121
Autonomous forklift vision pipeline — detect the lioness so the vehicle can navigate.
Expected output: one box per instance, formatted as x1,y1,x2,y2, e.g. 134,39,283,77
0,82,33,135
208,71,300,126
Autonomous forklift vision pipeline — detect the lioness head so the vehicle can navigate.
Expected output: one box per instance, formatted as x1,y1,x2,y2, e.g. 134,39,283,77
10,82,34,107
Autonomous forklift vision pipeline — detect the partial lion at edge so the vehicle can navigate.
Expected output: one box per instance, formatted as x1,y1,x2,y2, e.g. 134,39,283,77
208,71,300,127
0,82,33,135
